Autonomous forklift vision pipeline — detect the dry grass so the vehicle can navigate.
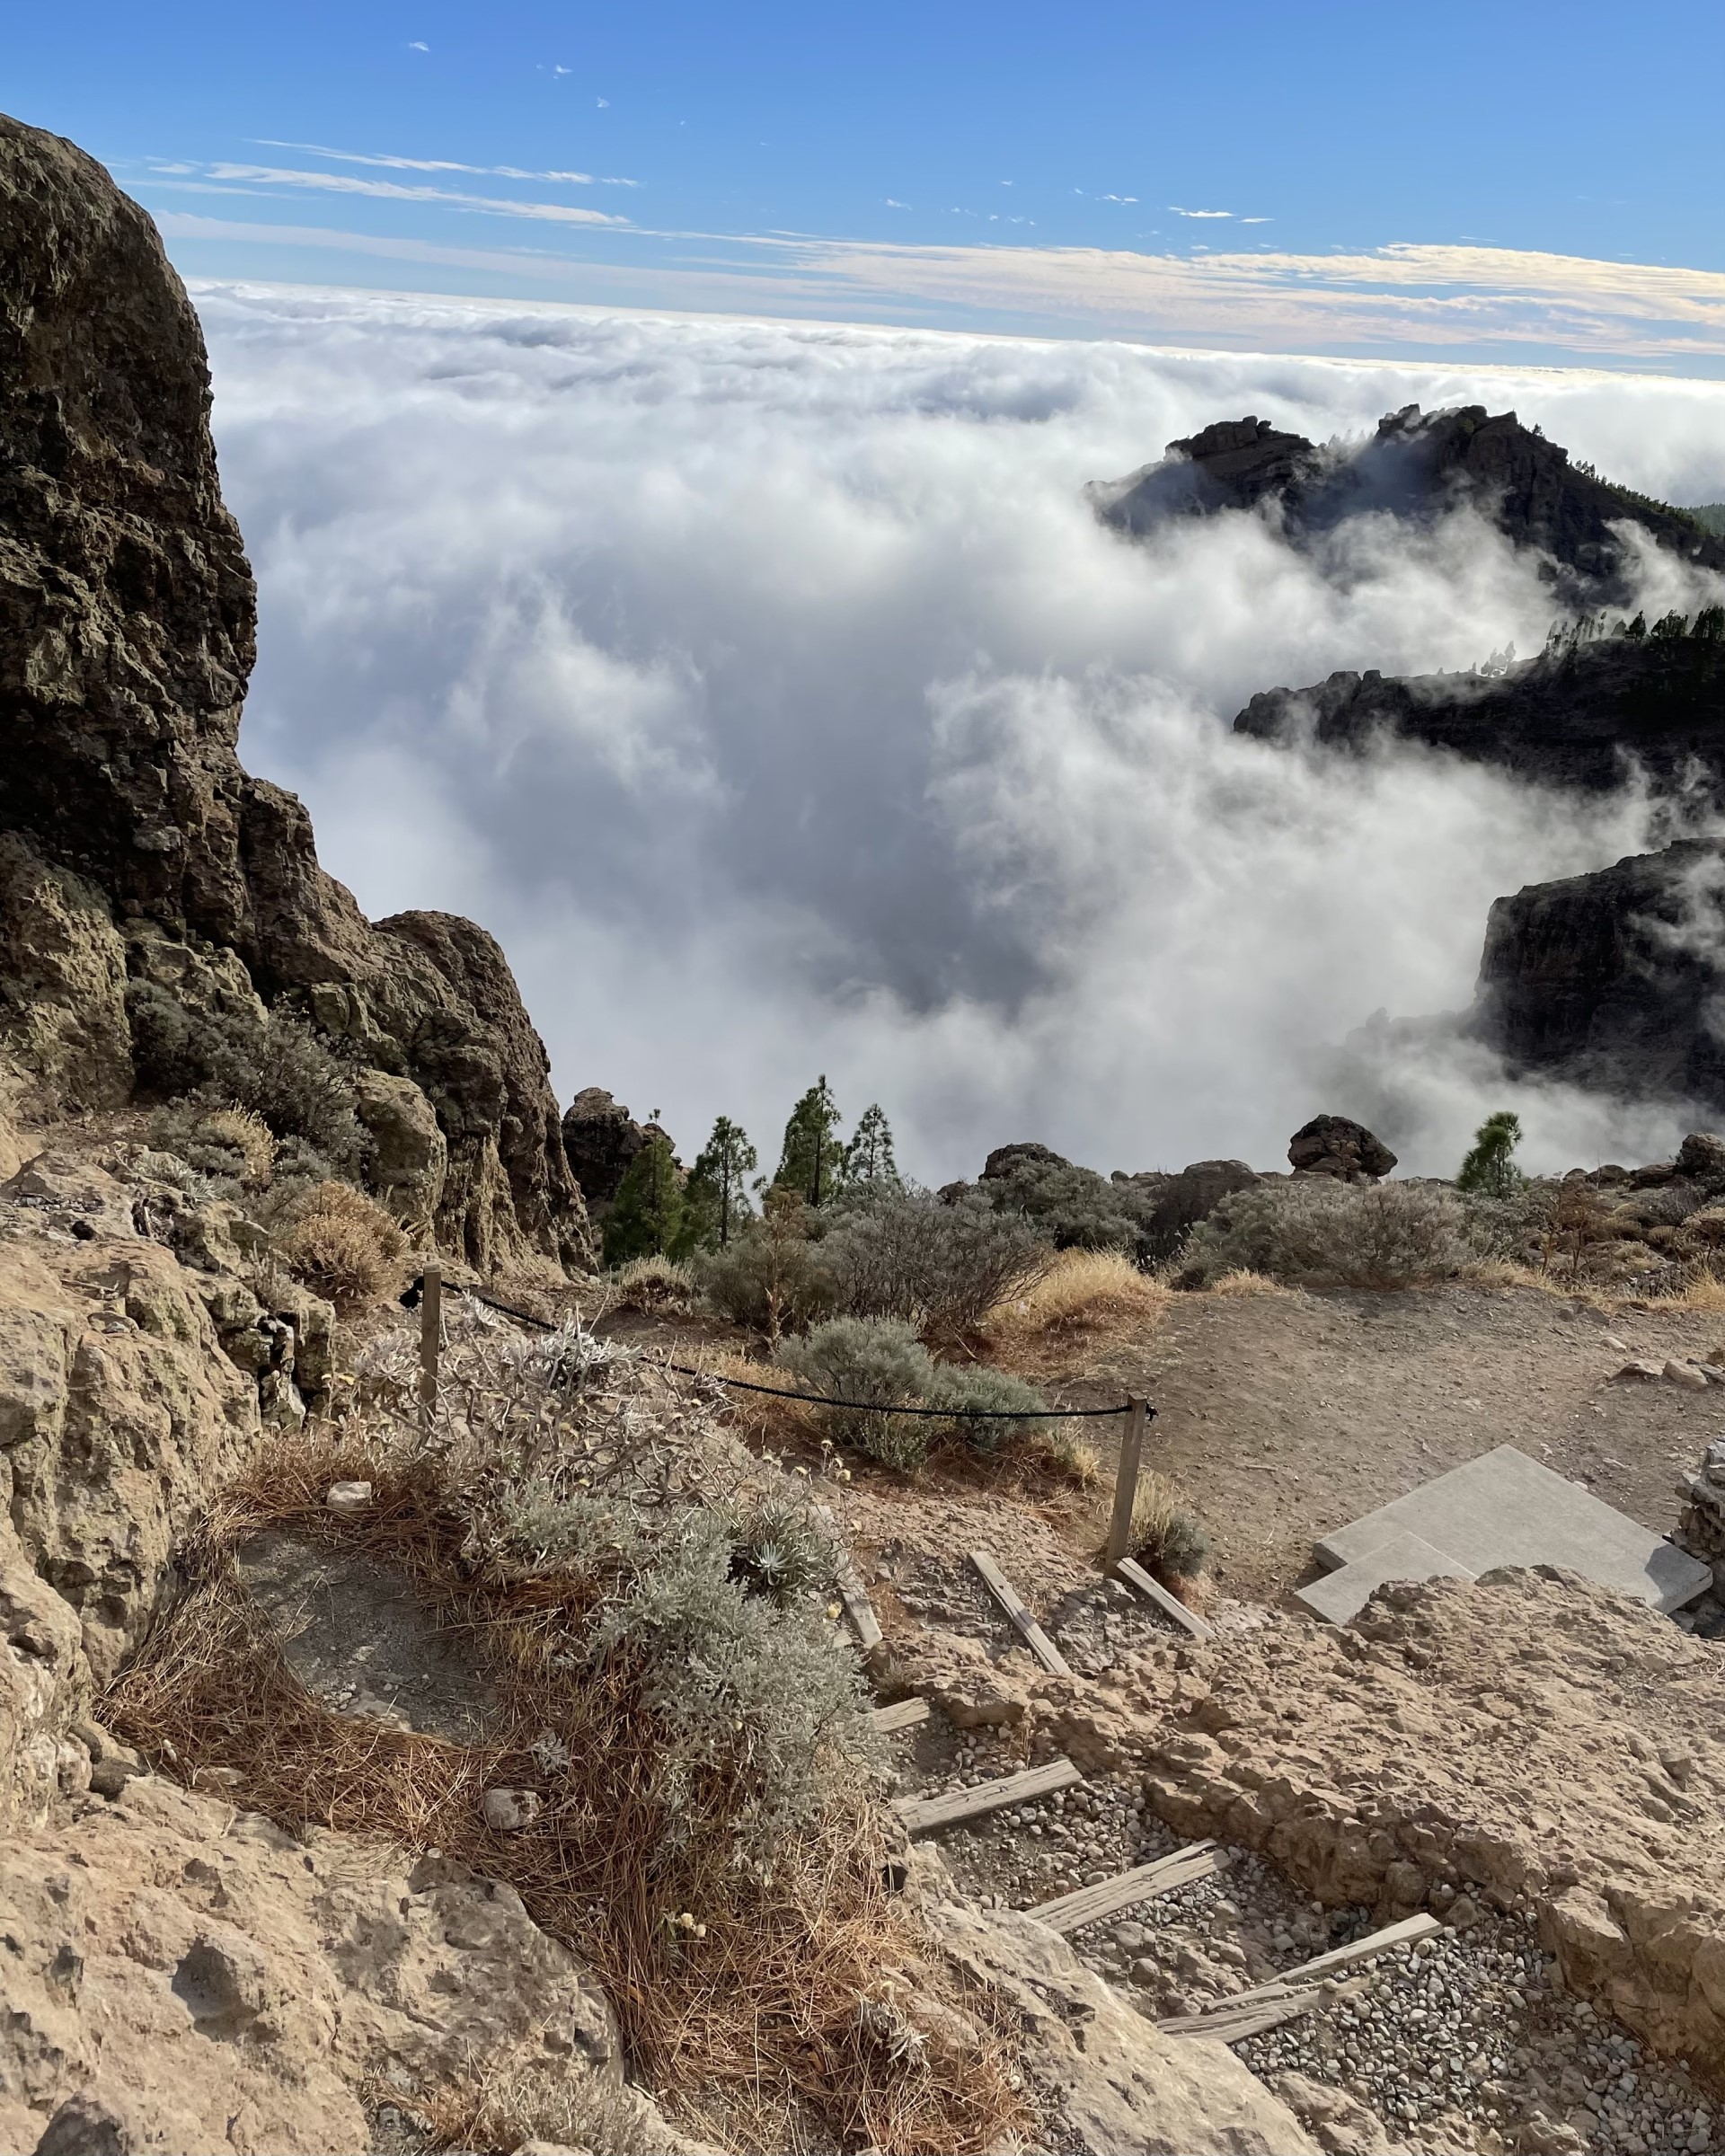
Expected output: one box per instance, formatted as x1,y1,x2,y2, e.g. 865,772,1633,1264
1203,1267,1296,1297
986,1249,1168,1354
417,2049,662,2153
1128,1470,1211,1595
106,1429,1023,2156
1645,1265,1725,1314
281,1180,410,1312
198,1105,276,1187
1461,1258,1614,1305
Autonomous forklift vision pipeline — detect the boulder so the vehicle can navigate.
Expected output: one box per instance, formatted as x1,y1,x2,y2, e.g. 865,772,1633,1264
1287,1116,1397,1181
0,115,592,1275
981,1142,1072,1180
1678,1132,1725,1187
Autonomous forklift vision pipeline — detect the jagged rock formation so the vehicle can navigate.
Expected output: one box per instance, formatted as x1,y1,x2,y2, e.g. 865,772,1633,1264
1469,839,1725,1109
1092,404,1725,604
560,1087,678,1217
1234,630,1725,798
0,115,592,1275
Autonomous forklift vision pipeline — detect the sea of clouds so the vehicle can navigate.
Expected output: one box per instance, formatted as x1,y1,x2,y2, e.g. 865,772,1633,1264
194,283,1725,1181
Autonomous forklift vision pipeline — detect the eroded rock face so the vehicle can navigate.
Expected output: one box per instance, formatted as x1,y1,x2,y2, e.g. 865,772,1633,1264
0,1776,626,2155
0,114,592,1274
561,1086,651,1212
1468,839,1725,1112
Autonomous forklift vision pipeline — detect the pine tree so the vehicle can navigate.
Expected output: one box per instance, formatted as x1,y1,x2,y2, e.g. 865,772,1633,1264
843,1101,899,1189
775,1075,844,1206
686,1115,757,1248
602,1135,686,1266
1455,1109,1524,1200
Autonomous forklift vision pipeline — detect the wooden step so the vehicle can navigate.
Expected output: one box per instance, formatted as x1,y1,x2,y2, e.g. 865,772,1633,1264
1031,1841,1228,1934
871,1697,932,1735
1114,1556,1215,1641
969,1550,1072,1676
894,1754,1082,1836
835,1563,882,1651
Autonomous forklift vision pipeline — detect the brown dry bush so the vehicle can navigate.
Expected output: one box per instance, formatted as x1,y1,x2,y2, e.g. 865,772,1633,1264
281,1180,410,1312
108,1315,1025,2156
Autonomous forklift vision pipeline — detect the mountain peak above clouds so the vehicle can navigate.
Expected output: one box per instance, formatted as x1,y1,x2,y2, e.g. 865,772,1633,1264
1089,402,1725,605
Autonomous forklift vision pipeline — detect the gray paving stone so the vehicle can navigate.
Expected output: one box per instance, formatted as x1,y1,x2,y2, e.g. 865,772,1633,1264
1295,1531,1476,1624
1313,1445,1710,1615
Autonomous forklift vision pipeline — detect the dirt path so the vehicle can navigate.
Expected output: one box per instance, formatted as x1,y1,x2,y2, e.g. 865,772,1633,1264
1057,1283,1721,1602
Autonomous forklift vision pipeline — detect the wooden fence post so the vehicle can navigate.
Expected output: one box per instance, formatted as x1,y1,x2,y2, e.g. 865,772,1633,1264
1104,1395,1147,1571
418,1260,442,1430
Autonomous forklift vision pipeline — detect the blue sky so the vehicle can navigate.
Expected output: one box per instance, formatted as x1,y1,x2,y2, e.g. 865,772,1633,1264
12,2,1725,363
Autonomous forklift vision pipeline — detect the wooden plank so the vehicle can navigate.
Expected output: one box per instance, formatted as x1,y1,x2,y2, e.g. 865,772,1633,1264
1115,1555,1216,1642
969,1549,1073,1677
1265,1911,1440,1987
1160,1992,1322,2042
1182,1913,1443,2021
1104,1396,1148,1567
1032,1842,1228,1934
835,1564,882,1652
894,1755,1082,1836
871,1697,932,1734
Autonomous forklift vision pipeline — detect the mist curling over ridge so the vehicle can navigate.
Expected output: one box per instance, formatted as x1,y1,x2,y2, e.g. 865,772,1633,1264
207,284,1725,1178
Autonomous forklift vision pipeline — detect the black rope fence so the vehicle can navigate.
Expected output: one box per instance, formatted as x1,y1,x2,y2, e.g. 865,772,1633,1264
406,1274,1149,1424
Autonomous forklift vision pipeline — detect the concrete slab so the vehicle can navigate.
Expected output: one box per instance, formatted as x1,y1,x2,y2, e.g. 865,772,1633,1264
1295,1532,1477,1625
1314,1445,1711,1615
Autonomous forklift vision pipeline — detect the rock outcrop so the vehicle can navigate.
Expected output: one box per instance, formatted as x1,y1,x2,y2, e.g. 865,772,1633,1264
914,1851,1320,2154
1234,629,1725,799
0,1775,641,2155
1469,839,1725,1111
1287,1115,1397,1181
560,1086,678,1217
1018,1569,1725,2081
1092,404,1725,604
0,115,592,1275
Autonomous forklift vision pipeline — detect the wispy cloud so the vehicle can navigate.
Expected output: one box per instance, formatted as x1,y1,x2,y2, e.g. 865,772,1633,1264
155,208,1725,369
1170,206,1232,218
407,40,429,52
161,164,630,227
255,140,638,186
1098,193,1137,204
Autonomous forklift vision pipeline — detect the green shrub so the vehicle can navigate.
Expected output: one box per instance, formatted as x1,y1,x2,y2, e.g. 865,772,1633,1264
1129,1473,1212,1585
1455,1109,1525,1199
1181,1179,1479,1289
928,1364,1049,1453
978,1153,1157,1258
821,1185,1052,1345
607,1252,700,1314
695,1203,838,1338
127,980,369,1178
777,1315,938,1468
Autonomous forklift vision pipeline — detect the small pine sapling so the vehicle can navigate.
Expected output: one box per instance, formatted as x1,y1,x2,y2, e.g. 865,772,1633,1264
1455,1109,1525,1200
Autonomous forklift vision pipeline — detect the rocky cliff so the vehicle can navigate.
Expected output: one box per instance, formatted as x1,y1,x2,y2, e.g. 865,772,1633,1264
1092,403,1725,605
1469,839,1725,1108
0,115,593,1275
1234,629,1725,797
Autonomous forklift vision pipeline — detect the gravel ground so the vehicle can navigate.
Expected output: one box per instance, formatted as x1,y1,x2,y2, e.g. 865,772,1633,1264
887,1727,1724,2156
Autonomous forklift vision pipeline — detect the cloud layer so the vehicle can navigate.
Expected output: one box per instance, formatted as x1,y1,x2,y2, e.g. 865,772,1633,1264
200,286,1725,1180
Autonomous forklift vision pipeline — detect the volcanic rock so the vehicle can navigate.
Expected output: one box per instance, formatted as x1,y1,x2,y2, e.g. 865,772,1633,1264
1287,1116,1397,1180
0,115,592,1274
561,1087,651,1211
1234,630,1725,800
1469,839,1725,1110
1093,403,1725,604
